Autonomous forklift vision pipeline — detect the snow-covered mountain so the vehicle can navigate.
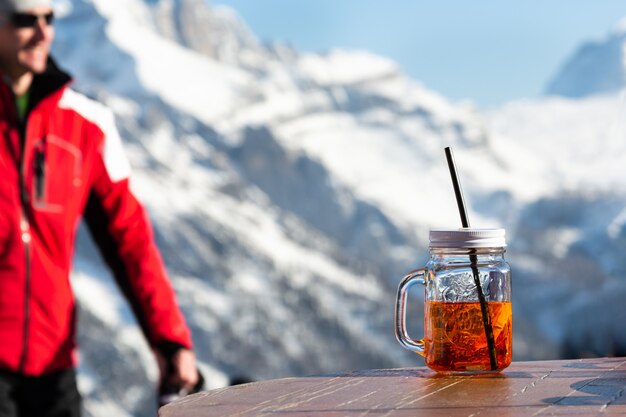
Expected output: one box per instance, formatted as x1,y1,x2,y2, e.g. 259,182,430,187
545,17,626,98
47,1,626,416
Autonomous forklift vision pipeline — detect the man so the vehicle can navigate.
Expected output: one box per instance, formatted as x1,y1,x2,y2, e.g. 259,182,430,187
0,0,199,415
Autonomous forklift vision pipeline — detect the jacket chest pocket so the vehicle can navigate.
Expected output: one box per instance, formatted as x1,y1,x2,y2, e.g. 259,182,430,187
32,135,83,213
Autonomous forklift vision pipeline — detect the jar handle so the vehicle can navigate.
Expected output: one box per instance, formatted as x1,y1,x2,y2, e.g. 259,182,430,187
394,268,426,355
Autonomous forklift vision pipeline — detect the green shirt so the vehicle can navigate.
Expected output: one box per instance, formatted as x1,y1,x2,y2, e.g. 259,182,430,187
15,92,29,121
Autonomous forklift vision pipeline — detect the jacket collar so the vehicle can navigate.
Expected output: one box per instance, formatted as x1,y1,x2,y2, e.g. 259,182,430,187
0,55,72,116
27,56,72,114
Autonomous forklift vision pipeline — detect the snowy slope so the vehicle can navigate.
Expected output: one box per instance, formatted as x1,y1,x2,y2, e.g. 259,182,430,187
487,92,626,360
47,1,626,416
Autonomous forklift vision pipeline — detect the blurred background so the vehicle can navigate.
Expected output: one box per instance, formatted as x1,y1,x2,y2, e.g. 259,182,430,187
50,0,626,415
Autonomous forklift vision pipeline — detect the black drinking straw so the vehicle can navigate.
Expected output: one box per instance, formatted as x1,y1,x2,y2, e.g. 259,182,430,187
444,146,498,371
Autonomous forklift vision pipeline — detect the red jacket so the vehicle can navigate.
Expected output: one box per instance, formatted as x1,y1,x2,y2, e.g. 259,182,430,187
0,59,192,376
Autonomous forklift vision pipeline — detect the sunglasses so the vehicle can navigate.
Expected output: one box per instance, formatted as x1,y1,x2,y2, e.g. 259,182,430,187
9,11,54,28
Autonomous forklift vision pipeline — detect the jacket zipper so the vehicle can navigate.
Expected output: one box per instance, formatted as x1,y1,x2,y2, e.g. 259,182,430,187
17,120,32,373
18,211,31,372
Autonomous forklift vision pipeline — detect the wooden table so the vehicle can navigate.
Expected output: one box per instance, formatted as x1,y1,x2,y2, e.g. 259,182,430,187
160,357,626,416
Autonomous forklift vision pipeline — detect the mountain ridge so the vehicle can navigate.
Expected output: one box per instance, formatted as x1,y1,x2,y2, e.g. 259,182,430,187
545,17,626,98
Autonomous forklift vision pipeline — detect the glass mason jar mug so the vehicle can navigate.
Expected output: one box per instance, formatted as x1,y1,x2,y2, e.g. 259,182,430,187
395,229,512,373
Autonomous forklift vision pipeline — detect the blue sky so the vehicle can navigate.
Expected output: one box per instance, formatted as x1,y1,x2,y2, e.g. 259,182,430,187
211,1,626,109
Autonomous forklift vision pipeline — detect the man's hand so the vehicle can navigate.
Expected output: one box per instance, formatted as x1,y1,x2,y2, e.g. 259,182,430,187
155,347,199,392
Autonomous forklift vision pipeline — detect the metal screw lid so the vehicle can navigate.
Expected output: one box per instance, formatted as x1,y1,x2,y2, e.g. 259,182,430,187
429,228,506,248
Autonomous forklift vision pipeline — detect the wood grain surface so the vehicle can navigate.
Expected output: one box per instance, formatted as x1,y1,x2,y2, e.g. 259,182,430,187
160,357,626,416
